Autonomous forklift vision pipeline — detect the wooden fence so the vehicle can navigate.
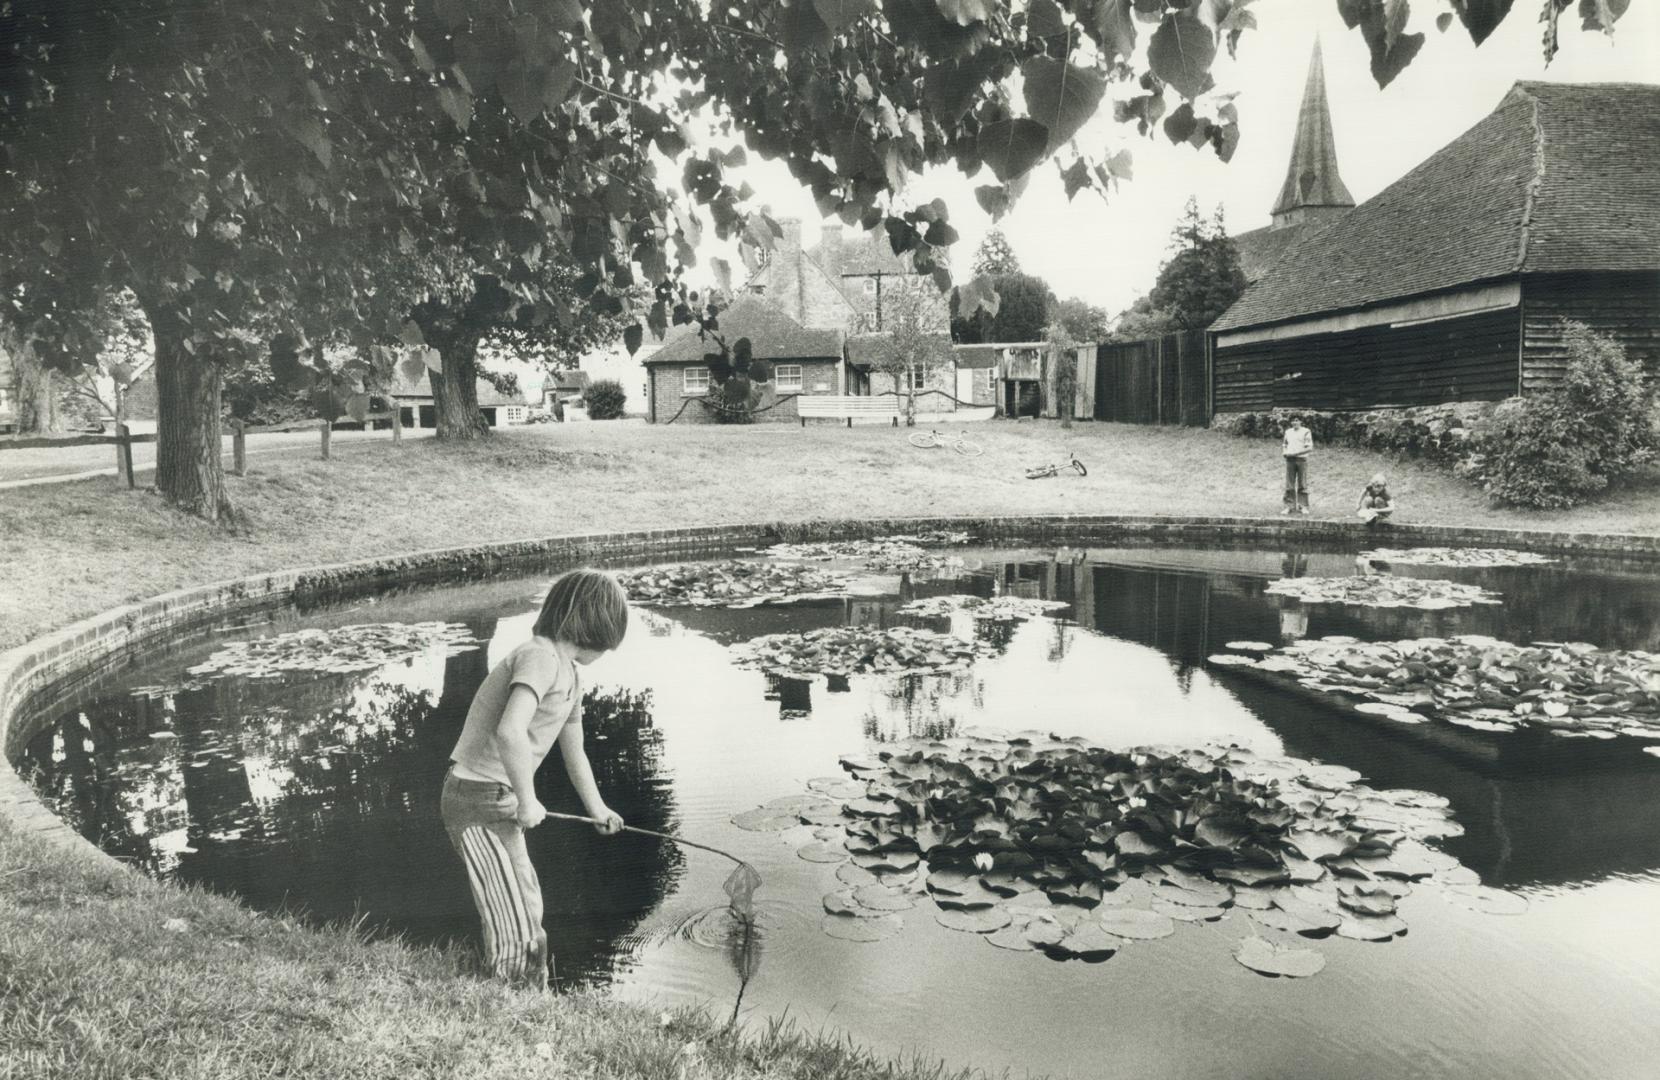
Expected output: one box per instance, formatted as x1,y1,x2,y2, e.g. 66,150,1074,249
1091,330,1210,427
0,411,399,487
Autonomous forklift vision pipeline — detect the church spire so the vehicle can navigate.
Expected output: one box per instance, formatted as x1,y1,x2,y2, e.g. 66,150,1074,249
1271,38,1354,228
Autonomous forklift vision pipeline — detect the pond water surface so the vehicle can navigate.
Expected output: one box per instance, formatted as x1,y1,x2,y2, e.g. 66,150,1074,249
15,543,1660,1080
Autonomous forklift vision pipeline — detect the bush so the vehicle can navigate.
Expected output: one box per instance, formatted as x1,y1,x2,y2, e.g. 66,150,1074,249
583,378,627,420
1478,321,1657,509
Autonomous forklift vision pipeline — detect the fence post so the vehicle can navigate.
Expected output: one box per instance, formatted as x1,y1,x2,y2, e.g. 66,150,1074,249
116,423,135,489
319,419,331,461
391,403,403,444
231,419,247,476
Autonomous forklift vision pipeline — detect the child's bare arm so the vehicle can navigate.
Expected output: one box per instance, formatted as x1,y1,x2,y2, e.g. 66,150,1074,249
494,685,547,828
557,713,623,835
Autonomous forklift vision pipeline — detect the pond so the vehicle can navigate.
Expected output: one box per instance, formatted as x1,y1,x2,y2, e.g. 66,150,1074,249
14,540,1660,1080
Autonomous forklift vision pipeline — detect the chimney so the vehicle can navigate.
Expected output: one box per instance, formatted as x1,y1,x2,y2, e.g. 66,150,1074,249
820,223,844,276
774,217,805,322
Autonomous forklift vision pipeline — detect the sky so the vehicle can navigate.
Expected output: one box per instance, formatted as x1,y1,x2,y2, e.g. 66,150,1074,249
564,0,1658,398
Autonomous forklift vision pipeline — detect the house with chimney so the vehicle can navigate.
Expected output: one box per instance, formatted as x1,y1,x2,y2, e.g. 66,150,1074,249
1211,79,1660,414
642,219,976,422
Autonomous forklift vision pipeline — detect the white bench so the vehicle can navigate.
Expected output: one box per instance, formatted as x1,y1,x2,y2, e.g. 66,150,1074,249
797,395,901,427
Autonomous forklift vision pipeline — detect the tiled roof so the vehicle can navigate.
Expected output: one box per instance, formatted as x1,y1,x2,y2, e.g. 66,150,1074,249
640,294,845,364
845,332,953,366
1213,81,1660,332
1230,221,1332,284
387,367,527,407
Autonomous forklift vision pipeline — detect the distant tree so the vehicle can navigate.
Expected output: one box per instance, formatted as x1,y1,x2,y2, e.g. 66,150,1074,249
867,281,952,426
1051,297,1111,344
1110,295,1179,341
953,272,1055,344
584,378,627,420
973,230,1021,278
1148,198,1247,330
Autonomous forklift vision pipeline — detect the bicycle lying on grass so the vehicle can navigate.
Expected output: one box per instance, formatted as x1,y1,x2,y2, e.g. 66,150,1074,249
908,428,984,457
1025,452,1087,479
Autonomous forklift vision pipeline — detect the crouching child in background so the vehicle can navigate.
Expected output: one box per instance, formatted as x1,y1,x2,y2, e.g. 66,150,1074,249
440,569,629,989
1357,473,1395,525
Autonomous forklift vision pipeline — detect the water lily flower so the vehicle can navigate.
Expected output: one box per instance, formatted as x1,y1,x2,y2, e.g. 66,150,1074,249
973,852,994,872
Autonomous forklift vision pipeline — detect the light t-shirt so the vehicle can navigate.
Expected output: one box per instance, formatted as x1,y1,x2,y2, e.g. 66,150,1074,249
1282,426,1313,457
449,636,581,785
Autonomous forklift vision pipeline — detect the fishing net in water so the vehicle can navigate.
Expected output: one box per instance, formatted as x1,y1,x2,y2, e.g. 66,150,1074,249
723,861,762,921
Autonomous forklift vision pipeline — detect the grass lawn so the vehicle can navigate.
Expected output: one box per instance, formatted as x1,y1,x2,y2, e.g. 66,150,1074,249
4,417,1658,654
2,417,1658,1079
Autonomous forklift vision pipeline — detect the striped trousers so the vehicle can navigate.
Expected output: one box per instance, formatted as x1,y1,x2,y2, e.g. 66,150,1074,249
440,768,550,989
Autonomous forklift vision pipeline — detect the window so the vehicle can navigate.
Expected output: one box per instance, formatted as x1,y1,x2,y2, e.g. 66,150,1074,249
862,277,877,294
683,367,710,394
905,367,930,393
856,311,878,332
775,364,802,391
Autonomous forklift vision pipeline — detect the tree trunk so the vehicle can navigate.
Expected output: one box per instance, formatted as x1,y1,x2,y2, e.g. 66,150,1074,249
145,298,231,521
417,319,489,441
12,343,64,434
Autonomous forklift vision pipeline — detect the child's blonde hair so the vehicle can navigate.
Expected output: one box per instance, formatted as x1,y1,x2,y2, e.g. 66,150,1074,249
533,569,628,651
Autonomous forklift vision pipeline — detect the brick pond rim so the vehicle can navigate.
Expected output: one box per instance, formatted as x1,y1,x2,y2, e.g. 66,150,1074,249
6,512,1660,871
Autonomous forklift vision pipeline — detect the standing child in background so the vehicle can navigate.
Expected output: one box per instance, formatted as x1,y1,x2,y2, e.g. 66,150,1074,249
440,569,628,989
1281,415,1313,515
1357,473,1395,525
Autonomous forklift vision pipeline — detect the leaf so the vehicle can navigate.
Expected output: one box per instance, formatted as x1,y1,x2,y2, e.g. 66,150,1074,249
1444,0,1514,44
937,0,997,25
623,323,644,356
1436,10,1453,30
421,347,443,373
436,85,473,130
345,394,370,423
1162,101,1198,144
1383,0,1411,51
1105,148,1134,180
935,906,1012,933
293,118,333,169
1579,0,1629,33
410,34,436,73
976,118,1049,182
1026,0,1067,39
814,0,876,30
1021,57,1107,154
1091,0,1138,62
1147,10,1217,99
1234,935,1326,978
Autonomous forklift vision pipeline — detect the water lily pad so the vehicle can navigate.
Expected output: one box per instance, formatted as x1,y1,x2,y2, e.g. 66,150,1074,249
807,776,867,800
852,884,916,912
1234,935,1327,978
1335,913,1408,941
177,622,480,687
836,863,882,888
765,538,964,573
1337,886,1398,916
1266,576,1503,609
1226,641,1276,653
797,841,849,864
1208,654,1260,668
935,880,1006,911
766,794,839,813
986,924,1039,951
1361,547,1555,568
823,890,862,917
1228,887,1277,911
733,625,991,679
731,807,801,832
1097,908,1176,941
821,912,904,942
901,595,1069,622
616,560,848,608
1441,884,1528,915
1043,923,1120,962
1152,898,1228,922
935,906,1012,934
851,850,920,873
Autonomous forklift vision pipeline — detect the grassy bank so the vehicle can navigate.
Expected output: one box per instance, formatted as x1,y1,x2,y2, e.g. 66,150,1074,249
3,418,1658,1079
0,817,983,1080
4,418,1657,652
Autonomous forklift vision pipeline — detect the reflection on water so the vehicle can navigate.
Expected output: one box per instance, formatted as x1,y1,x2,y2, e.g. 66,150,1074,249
15,544,1660,1079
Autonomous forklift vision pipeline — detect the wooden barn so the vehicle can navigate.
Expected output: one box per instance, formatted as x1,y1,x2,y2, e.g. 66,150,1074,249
1210,81,1660,415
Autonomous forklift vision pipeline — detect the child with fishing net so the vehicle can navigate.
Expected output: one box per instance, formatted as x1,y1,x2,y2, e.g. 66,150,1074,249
439,569,628,989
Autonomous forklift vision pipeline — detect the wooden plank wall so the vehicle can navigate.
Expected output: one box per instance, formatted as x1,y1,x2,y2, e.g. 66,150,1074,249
1092,331,1208,426
1073,345,1097,419
1212,306,1519,413
1521,272,1660,392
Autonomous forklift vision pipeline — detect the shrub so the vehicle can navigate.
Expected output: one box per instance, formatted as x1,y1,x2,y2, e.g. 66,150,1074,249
1479,321,1657,509
583,378,627,420
1212,401,1495,467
